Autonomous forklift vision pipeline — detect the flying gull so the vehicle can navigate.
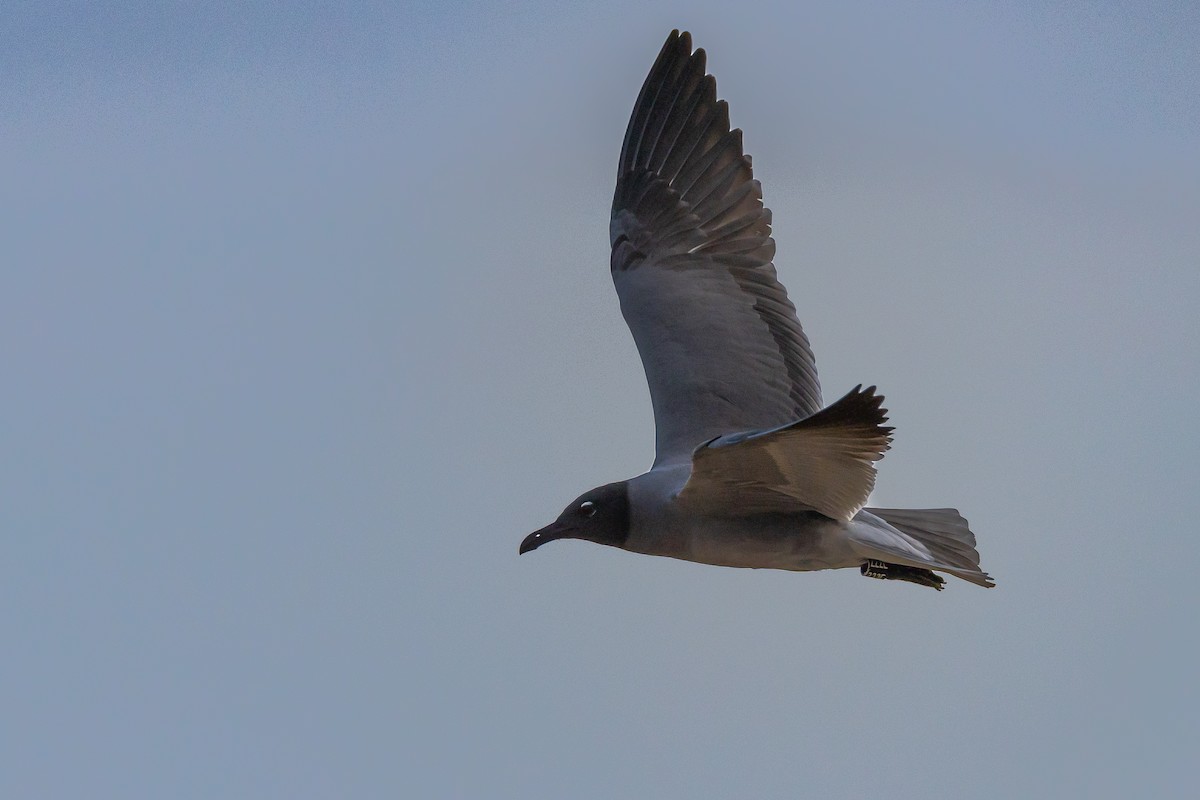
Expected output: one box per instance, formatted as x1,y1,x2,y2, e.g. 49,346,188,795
520,30,993,590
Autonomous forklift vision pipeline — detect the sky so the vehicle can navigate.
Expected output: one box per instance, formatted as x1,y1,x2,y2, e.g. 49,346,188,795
3,1,1199,797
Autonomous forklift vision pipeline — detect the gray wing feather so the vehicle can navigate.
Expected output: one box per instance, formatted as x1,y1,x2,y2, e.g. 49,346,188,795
677,385,893,522
611,30,821,465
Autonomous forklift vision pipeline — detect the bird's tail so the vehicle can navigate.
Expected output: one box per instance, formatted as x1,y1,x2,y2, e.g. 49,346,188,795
853,507,995,588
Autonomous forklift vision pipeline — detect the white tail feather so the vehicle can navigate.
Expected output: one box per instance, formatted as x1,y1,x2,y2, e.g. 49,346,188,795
854,507,995,588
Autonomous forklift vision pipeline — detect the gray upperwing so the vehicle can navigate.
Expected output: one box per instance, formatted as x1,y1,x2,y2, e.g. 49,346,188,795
610,30,821,465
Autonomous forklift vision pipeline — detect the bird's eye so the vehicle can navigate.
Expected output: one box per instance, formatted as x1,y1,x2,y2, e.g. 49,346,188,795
579,500,597,517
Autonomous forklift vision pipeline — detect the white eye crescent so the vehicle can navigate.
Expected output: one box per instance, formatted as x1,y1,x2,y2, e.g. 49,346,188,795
579,501,597,517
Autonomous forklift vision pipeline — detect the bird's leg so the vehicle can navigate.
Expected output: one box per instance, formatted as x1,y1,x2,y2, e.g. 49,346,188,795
861,559,889,579
860,560,946,590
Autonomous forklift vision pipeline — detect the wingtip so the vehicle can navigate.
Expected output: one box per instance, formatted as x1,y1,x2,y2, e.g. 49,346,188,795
664,29,693,58
840,384,889,421
661,29,704,72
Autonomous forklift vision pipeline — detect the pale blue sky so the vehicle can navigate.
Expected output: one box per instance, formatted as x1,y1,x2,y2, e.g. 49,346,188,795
4,2,1199,798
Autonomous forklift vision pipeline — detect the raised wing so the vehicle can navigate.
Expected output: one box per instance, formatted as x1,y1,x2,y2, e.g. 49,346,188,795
676,385,893,522
611,30,821,465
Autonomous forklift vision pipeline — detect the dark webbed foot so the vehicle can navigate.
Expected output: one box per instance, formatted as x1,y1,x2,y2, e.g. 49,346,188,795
860,560,946,590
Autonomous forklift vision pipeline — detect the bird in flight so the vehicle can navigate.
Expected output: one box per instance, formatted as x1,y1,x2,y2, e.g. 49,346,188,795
520,30,993,589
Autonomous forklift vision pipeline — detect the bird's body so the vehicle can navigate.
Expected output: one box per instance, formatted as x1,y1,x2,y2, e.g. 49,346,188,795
520,30,994,590
624,464,854,571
